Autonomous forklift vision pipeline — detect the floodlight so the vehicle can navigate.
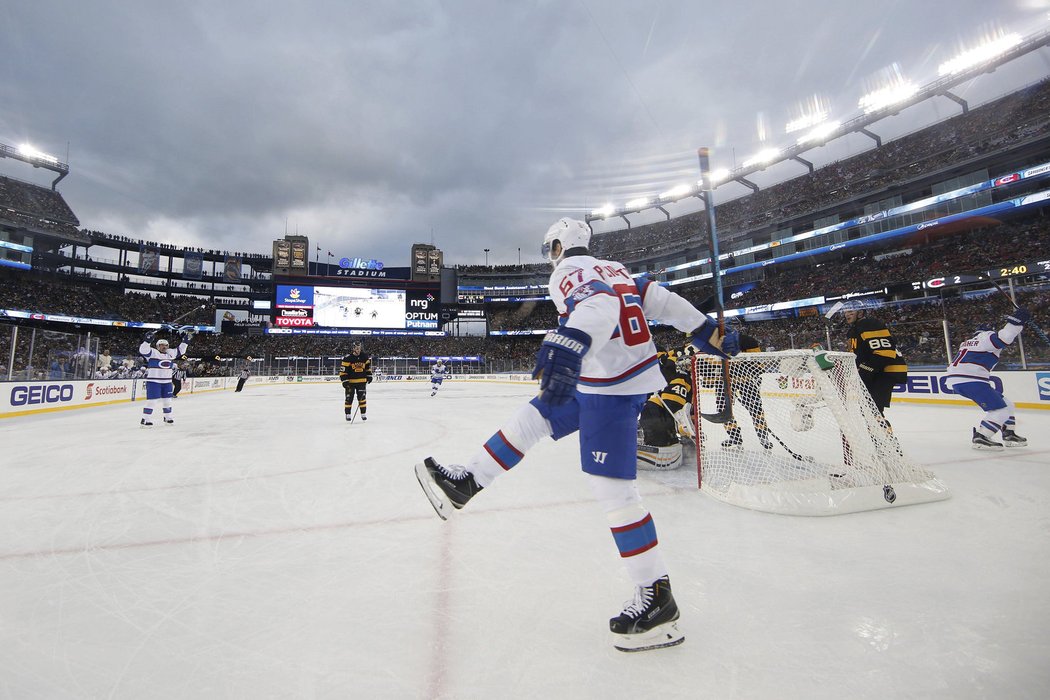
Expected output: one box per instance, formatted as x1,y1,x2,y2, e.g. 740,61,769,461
938,33,1022,76
625,197,651,210
708,168,730,184
590,204,615,218
858,82,918,113
742,148,780,168
659,184,692,200
17,143,58,163
796,120,842,145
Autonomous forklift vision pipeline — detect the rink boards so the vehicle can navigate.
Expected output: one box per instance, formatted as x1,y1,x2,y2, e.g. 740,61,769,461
0,373,534,418
1,370,1048,418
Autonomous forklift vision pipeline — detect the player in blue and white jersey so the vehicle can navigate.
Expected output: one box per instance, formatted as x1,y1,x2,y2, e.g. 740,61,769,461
430,360,447,397
416,218,739,652
945,307,1030,449
138,327,191,426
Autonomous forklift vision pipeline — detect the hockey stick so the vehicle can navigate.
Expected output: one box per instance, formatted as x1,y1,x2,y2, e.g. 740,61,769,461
765,427,815,464
697,146,734,424
163,303,208,329
987,278,1050,347
348,403,359,424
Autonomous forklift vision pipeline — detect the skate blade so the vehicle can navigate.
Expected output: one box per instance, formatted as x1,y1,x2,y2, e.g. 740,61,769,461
1003,442,1028,448
613,621,685,652
971,443,1003,451
414,462,453,521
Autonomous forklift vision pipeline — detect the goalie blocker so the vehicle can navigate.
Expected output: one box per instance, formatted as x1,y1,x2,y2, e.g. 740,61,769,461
685,349,949,516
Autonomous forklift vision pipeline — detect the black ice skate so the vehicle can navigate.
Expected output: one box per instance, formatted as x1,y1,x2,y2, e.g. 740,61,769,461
610,575,685,652
163,417,174,424
414,457,483,520
1001,428,1027,447
361,415,367,421
721,435,743,449
971,428,1004,451
140,418,153,427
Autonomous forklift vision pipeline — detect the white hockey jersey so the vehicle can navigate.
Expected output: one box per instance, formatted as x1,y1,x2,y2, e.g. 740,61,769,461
944,320,1023,386
431,364,447,381
139,341,188,383
548,254,710,396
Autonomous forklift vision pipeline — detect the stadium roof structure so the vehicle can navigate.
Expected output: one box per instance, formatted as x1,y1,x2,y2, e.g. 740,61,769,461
0,141,69,189
586,26,1050,227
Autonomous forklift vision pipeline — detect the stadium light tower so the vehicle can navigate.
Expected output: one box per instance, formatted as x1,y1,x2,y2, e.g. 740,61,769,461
0,140,70,188
484,248,490,265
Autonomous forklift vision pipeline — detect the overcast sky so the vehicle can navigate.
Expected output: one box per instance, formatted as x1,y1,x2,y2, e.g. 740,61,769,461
2,1,1049,268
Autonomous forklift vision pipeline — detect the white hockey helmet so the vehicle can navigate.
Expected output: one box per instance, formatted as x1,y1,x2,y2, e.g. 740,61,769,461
156,338,169,349
542,218,591,264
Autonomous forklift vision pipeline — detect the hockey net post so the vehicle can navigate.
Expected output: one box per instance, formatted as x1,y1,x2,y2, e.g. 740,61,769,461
689,349,949,516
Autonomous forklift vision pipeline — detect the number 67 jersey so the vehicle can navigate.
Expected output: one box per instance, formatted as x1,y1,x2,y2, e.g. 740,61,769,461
549,254,710,396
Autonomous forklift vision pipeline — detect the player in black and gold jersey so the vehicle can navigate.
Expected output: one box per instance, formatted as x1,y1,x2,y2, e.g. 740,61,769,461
339,340,373,421
844,305,908,417
715,331,772,450
637,350,694,469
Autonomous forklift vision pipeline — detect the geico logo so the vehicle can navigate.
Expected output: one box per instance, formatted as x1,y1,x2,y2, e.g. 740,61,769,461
893,375,1004,395
11,384,75,406
275,317,315,327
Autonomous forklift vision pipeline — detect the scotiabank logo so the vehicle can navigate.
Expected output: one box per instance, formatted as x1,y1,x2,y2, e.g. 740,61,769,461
11,384,74,406
85,383,129,400
275,316,315,327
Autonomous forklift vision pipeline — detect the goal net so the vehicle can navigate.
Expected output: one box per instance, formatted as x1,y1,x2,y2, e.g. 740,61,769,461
689,349,949,516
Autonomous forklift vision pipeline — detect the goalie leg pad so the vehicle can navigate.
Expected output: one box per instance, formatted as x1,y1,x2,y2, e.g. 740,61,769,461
636,442,683,471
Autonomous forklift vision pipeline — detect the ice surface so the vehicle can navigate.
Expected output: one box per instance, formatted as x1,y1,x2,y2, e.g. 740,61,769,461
1,380,1049,699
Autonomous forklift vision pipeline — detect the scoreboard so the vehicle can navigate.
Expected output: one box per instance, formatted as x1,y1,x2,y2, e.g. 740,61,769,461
273,282,441,332
908,258,1049,291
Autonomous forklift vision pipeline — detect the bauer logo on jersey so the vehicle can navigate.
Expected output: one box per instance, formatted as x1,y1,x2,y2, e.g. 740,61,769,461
1036,373,1050,401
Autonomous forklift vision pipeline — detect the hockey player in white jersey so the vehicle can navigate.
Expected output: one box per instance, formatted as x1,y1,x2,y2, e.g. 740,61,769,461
415,217,739,652
945,307,1030,449
138,326,191,426
430,360,447,397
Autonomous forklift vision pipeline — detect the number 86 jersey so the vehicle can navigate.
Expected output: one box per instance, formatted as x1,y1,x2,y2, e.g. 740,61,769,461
548,254,710,396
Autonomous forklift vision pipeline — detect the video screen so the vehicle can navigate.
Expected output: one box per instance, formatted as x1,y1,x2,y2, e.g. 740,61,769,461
313,286,406,329
274,284,440,330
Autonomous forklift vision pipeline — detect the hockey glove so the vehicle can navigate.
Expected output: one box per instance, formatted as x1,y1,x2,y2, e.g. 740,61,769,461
366,375,373,384
532,327,591,406
144,330,157,342
689,323,740,359
1006,308,1031,326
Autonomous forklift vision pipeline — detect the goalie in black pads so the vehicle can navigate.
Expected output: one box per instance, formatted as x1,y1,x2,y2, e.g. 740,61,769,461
637,350,694,470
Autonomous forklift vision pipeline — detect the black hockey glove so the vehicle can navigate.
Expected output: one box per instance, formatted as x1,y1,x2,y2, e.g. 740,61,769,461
532,327,591,406
1006,308,1031,326
144,330,157,342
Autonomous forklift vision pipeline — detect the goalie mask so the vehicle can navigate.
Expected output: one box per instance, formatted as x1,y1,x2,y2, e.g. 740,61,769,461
541,218,591,265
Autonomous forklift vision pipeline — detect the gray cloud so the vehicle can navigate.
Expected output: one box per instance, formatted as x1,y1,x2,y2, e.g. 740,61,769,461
2,1,1047,267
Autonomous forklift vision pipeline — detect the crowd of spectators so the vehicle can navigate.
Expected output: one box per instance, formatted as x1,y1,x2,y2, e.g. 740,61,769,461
0,175,80,236
587,78,1050,263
